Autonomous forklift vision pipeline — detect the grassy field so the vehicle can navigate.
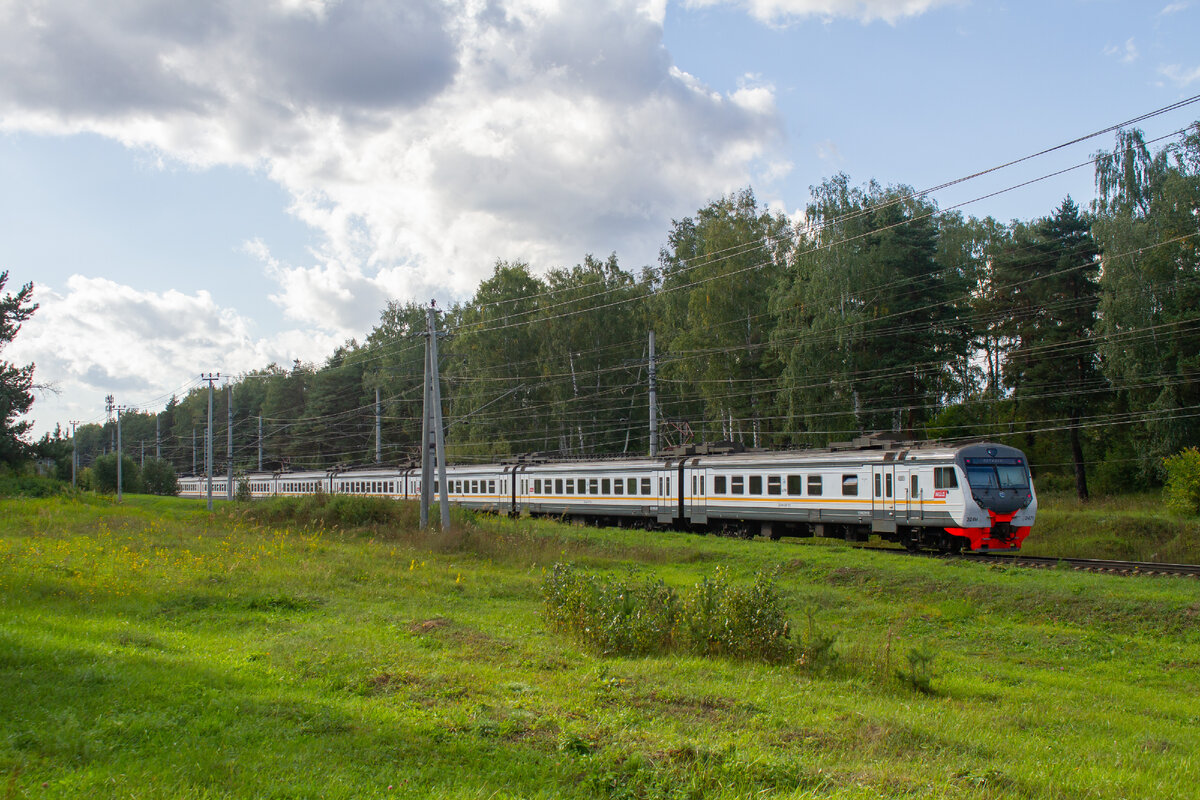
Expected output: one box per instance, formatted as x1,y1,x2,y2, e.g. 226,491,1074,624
1,493,1198,799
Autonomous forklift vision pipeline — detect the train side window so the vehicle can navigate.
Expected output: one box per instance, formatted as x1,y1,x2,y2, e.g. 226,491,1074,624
699,476,704,495
602,478,611,494
842,475,858,496
731,476,744,495
534,479,541,494
658,477,663,496
714,475,727,494
911,476,919,497
808,475,823,496
614,479,623,495
934,467,958,489
787,475,803,495
590,479,599,494
691,475,696,494
767,476,781,495
885,474,893,498
749,476,763,495
875,474,881,497
433,481,439,495
551,479,559,494
566,479,575,495
489,480,496,494
641,477,651,495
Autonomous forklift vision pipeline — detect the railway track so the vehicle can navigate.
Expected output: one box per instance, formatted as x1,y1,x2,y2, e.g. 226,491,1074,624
958,553,1200,577
861,547,1200,577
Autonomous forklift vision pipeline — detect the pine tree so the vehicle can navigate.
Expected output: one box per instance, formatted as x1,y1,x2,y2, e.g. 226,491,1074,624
0,271,37,466
994,197,1101,498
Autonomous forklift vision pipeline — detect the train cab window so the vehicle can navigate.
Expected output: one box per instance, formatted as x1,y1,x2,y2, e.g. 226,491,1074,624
842,475,858,496
808,475,823,496
731,476,744,495
714,475,727,494
613,479,623,495
767,476,781,495
787,475,803,495
641,477,651,495
885,473,893,498
934,467,958,489
590,479,599,494
602,478,611,494
996,465,1028,488
749,476,763,495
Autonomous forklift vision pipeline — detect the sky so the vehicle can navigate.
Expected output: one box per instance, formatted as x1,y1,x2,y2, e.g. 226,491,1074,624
2,0,1198,438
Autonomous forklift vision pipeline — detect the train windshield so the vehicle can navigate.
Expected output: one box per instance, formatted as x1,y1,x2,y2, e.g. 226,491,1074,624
996,464,1029,488
966,467,999,489
966,463,1029,489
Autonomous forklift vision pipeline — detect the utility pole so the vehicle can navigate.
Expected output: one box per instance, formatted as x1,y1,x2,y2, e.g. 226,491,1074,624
420,301,450,530
115,405,125,501
201,373,220,511
140,441,144,467
192,427,196,476
155,416,160,460
258,415,263,472
226,383,233,501
375,387,382,464
69,420,78,490
649,329,658,458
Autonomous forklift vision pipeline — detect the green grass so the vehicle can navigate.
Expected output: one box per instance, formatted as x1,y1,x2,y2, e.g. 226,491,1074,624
1026,491,1200,562
2,493,1199,798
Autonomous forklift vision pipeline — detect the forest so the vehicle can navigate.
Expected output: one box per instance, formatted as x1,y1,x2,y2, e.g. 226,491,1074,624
59,125,1200,499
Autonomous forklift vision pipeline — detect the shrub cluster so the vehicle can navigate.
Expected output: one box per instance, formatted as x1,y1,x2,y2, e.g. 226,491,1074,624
542,564,792,663
90,454,177,495
231,491,420,531
1163,447,1200,516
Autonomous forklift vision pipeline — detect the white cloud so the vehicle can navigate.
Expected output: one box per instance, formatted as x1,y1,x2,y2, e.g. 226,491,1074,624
10,276,342,433
0,0,784,330
0,0,791,436
684,0,956,24
1159,2,1189,14
1160,63,1200,86
1103,38,1138,64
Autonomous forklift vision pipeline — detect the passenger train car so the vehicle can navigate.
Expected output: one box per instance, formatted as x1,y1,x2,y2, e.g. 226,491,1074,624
178,437,1036,552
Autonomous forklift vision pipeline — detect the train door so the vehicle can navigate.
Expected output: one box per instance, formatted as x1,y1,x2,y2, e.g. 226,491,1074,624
656,464,675,524
687,459,707,524
894,467,911,522
871,464,897,533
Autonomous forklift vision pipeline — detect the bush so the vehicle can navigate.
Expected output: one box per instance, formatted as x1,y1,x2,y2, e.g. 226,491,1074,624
542,564,793,663
0,472,69,497
91,454,142,494
677,568,792,662
542,564,678,657
141,458,178,496
1163,447,1200,515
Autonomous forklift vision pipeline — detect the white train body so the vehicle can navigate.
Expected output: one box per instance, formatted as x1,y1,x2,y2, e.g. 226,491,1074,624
178,439,1036,551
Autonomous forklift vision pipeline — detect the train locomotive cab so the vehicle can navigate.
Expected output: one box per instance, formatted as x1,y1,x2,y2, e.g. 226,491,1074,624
945,444,1036,551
